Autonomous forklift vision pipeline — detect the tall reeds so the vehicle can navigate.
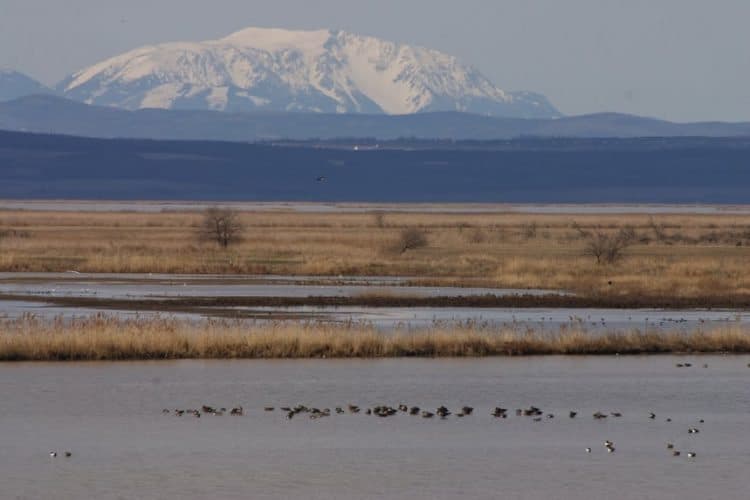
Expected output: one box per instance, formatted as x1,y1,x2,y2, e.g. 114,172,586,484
1,315,748,361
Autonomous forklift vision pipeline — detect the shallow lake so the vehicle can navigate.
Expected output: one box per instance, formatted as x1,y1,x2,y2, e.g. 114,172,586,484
1,356,748,499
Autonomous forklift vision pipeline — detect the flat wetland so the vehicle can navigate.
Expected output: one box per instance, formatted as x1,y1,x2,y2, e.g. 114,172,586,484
1,202,749,498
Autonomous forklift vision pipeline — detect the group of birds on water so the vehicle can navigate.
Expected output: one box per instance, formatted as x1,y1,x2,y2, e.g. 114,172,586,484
161,403,703,459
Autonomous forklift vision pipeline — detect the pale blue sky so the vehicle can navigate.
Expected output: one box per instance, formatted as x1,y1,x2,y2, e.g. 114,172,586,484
1,0,748,121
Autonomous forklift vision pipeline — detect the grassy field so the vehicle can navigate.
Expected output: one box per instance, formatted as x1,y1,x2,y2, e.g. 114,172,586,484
1,315,749,361
1,208,749,299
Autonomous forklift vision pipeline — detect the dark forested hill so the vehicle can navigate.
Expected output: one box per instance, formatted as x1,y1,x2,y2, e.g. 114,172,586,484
3,95,750,142
1,129,750,203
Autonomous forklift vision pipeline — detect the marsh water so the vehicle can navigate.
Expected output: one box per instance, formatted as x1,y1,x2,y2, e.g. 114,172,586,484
0,273,748,332
1,357,749,499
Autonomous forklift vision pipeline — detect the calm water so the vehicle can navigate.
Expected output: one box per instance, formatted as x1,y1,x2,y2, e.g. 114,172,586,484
1,357,749,499
2,273,748,332
0,272,550,300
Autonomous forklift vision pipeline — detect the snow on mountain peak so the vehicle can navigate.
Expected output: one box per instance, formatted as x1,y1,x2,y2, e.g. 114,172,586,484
58,27,560,118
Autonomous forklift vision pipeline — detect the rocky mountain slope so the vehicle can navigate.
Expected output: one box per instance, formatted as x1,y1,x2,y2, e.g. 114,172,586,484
58,27,559,118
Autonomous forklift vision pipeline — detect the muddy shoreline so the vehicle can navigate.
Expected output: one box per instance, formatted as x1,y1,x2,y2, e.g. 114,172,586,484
2,292,749,315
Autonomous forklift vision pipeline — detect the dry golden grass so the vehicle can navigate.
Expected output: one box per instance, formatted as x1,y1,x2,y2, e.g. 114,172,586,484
1,208,750,298
1,315,748,361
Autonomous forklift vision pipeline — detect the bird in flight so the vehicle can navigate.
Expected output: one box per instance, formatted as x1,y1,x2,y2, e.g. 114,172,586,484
316,176,327,182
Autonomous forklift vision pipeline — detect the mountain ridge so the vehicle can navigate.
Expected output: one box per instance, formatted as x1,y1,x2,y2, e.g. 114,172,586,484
0,69,53,102
56,27,559,118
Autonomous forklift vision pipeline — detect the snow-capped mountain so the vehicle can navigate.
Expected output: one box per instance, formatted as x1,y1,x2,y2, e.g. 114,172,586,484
0,69,51,102
58,28,560,118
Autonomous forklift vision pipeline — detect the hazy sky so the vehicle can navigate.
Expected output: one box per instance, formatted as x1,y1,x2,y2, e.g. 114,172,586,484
1,0,748,121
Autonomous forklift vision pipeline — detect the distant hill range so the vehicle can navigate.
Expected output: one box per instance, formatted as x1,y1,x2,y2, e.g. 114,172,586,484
0,70,53,102
1,129,750,203
2,95,750,141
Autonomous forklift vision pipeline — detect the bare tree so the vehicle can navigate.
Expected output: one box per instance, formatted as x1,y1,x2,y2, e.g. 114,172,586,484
583,228,633,265
200,207,243,248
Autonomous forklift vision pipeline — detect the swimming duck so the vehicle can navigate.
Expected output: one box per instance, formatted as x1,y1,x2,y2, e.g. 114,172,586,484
493,408,508,418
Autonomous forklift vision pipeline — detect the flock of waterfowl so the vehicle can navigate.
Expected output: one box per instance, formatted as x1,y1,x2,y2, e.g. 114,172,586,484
161,403,703,459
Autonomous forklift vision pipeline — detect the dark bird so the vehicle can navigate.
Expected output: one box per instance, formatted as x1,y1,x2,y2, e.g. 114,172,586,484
569,411,577,418
316,176,327,182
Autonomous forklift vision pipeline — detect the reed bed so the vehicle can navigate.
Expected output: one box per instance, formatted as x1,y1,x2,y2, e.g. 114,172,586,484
1,315,749,361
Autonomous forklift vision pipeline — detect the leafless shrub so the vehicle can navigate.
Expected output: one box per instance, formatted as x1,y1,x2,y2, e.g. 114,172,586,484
372,211,386,228
467,228,488,244
571,221,590,239
618,225,638,244
583,229,633,265
648,217,667,242
0,229,31,239
397,227,428,254
521,221,537,239
200,207,243,248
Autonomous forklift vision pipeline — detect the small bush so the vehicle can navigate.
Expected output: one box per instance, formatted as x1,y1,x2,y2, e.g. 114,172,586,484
397,227,428,254
372,211,386,228
521,222,538,239
467,228,487,244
